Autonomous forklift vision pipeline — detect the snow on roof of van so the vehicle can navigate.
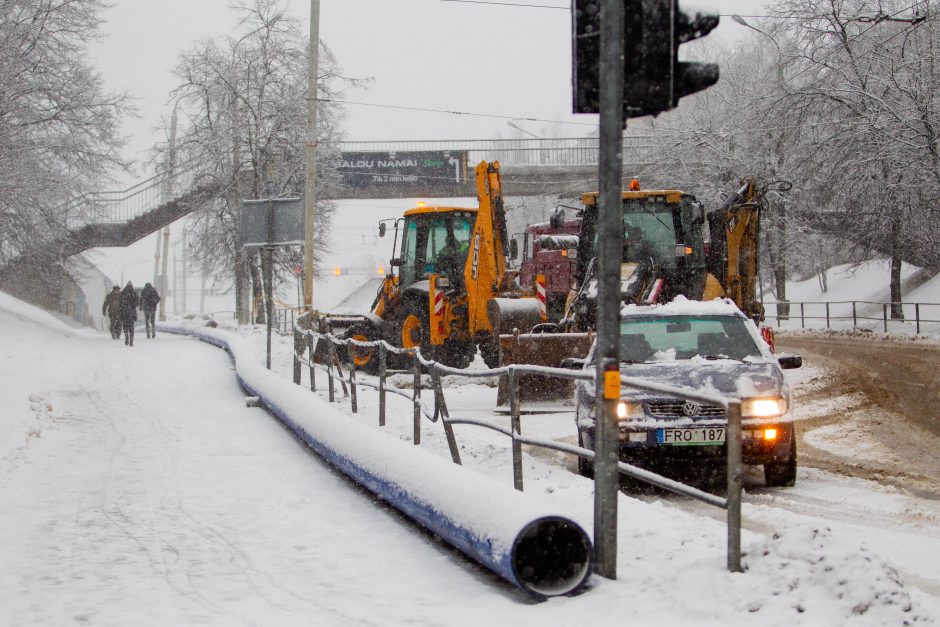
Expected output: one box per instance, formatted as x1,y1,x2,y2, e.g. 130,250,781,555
621,296,745,317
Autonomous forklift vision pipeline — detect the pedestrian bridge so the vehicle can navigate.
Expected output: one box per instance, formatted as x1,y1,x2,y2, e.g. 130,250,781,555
56,136,669,256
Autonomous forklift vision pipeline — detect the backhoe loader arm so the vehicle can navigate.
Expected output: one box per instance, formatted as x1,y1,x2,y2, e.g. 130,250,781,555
707,177,762,318
464,160,512,333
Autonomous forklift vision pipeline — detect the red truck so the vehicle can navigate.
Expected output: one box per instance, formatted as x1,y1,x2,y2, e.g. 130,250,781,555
514,211,581,322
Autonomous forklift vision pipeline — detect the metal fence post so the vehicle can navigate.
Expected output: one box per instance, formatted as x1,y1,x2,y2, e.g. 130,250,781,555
825,302,830,329
378,343,387,427
293,329,302,385
308,333,316,392
348,346,358,414
883,303,888,333
432,369,462,465
916,303,921,335
852,301,857,328
726,399,743,573
412,351,421,445
327,340,335,403
509,368,523,492
800,302,805,329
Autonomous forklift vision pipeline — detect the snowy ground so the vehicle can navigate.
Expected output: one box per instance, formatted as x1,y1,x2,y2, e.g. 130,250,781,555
2,288,937,625
762,259,940,336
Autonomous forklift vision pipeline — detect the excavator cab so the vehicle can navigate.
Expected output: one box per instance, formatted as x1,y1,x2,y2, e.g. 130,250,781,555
565,190,708,328
397,209,476,288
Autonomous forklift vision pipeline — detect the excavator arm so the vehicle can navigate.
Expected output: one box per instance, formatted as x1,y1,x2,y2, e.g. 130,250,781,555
706,177,763,319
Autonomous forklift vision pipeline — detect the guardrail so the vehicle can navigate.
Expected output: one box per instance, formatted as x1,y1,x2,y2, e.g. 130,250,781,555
765,300,940,334
290,320,746,573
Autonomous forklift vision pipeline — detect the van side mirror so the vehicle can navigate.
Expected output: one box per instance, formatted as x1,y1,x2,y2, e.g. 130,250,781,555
776,354,802,370
509,239,518,260
379,222,387,237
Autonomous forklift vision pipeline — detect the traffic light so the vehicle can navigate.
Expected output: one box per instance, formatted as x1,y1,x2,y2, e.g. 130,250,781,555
572,0,720,119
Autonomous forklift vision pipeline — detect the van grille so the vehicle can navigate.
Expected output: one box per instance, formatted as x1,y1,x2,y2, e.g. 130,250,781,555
647,401,725,418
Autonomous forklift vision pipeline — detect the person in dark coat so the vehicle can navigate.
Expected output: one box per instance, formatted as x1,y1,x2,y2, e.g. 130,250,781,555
102,285,122,339
139,282,161,338
119,281,139,346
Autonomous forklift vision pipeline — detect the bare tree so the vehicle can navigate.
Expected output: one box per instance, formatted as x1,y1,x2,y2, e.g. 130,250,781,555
155,0,356,320
0,0,130,286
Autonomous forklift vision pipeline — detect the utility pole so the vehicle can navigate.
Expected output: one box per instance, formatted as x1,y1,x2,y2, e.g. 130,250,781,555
593,0,625,580
159,104,178,322
200,262,206,314
181,228,188,314
303,0,320,311
152,232,161,287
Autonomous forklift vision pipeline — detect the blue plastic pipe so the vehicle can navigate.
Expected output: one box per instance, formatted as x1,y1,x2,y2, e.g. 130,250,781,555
162,324,593,598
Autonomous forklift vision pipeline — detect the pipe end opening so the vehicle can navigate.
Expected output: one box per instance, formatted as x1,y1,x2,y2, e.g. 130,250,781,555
512,517,592,597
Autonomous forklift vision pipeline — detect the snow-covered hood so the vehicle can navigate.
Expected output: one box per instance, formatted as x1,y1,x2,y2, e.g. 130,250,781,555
622,358,784,400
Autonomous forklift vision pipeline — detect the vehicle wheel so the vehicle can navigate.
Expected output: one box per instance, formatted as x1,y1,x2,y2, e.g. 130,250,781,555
438,340,474,369
764,437,797,487
576,433,594,479
345,324,380,375
479,341,500,369
396,298,431,369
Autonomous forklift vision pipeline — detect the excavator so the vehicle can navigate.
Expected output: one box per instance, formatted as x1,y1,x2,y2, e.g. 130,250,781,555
497,177,766,401
338,160,545,372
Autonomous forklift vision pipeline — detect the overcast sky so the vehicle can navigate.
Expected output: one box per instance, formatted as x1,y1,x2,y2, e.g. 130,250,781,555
89,0,766,170
86,0,766,285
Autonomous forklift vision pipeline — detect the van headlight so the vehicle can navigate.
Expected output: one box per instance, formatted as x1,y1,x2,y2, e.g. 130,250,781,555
616,401,643,420
742,397,787,417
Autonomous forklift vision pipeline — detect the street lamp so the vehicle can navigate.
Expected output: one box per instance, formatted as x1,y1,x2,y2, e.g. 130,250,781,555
506,119,540,139
506,120,544,166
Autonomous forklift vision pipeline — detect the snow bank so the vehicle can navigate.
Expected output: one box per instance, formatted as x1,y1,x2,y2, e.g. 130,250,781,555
743,526,923,624
160,322,592,598
0,289,97,338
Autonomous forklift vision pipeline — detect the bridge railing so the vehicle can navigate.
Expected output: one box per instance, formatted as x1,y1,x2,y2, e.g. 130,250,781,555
65,155,211,228
333,136,664,168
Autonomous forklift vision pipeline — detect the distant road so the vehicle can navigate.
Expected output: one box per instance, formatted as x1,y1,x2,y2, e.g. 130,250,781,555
330,277,383,314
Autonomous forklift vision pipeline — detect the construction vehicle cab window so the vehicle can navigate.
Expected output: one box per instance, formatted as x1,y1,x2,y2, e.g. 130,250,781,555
399,210,474,289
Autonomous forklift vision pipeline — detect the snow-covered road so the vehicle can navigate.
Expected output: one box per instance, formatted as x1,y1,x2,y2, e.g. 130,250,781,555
0,307,549,625
1,291,936,626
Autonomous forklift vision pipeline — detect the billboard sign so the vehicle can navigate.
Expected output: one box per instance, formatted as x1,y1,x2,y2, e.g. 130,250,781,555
239,197,304,247
338,150,468,191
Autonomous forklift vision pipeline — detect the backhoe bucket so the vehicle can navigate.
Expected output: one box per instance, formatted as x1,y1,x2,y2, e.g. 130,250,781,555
496,332,593,405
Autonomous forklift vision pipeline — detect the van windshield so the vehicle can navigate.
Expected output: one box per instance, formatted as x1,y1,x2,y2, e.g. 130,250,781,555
619,315,761,363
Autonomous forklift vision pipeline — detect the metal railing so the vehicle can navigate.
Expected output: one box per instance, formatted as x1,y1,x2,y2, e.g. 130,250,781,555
290,320,746,572
765,300,940,334
65,155,211,228
332,136,668,169
65,135,697,229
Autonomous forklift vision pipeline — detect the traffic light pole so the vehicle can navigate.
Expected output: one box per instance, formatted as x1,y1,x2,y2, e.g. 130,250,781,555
593,0,625,580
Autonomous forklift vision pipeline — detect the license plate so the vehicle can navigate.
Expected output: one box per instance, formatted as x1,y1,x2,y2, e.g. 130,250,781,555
657,427,726,446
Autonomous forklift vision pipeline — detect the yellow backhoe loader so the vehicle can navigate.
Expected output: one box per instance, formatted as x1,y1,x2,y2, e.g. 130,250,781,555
339,161,545,372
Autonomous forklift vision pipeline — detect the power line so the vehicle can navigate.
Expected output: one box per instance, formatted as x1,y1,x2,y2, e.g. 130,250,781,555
316,97,600,127
436,0,566,8
424,0,832,19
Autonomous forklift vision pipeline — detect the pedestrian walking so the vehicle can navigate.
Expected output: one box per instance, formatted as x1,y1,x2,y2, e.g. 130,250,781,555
139,282,161,338
102,285,122,339
119,281,139,346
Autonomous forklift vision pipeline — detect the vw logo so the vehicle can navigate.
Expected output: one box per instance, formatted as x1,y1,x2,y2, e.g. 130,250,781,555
682,401,701,416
